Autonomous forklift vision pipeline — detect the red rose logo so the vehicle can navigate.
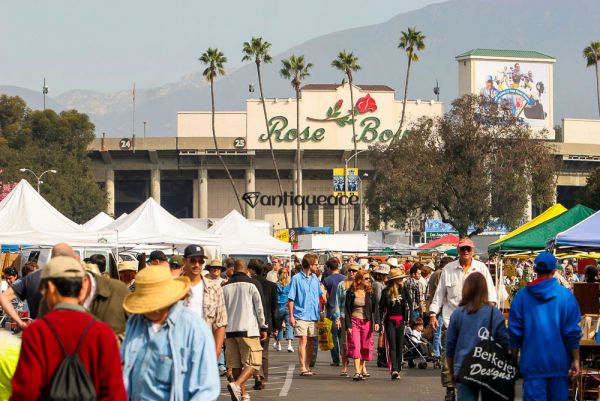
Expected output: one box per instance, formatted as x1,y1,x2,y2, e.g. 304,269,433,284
356,94,377,113
335,99,343,109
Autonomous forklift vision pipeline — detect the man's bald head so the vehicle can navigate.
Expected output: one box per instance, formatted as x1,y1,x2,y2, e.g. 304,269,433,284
234,259,248,273
51,243,76,259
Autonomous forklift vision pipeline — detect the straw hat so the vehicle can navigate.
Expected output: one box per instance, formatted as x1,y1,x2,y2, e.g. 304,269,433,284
123,265,190,314
205,259,224,270
387,268,408,281
117,260,138,273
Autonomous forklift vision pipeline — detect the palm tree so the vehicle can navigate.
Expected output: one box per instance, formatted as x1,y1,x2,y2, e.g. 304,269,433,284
199,48,244,215
584,41,600,117
280,55,313,227
331,51,361,168
242,37,289,229
397,27,426,140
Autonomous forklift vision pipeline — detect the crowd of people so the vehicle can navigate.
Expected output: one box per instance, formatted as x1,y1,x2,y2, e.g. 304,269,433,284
0,237,587,401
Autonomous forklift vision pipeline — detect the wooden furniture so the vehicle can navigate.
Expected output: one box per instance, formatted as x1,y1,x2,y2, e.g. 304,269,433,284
574,283,600,315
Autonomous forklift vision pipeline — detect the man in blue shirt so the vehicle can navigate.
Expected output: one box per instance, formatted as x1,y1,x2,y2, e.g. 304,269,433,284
509,252,581,401
121,265,219,401
288,253,322,376
323,257,345,366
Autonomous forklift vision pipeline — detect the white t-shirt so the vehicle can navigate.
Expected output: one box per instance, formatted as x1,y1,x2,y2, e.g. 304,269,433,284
184,280,205,319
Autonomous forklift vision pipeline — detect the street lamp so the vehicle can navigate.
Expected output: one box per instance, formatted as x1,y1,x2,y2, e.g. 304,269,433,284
42,78,49,111
19,168,57,193
359,172,369,231
344,149,369,231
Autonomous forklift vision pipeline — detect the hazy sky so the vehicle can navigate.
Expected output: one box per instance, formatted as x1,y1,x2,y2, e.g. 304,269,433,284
1,0,444,95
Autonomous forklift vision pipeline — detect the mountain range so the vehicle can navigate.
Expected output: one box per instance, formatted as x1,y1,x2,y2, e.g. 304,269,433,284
2,0,599,137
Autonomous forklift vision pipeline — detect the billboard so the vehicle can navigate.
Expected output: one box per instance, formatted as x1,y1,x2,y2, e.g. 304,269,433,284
475,60,550,127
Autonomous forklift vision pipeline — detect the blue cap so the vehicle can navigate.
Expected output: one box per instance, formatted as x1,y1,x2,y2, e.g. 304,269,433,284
534,252,557,272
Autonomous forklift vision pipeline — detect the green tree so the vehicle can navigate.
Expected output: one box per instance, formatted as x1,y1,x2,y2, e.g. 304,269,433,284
0,99,106,223
577,166,600,210
331,51,361,168
583,41,600,117
366,94,556,236
396,27,426,141
242,37,289,228
280,55,313,227
199,48,245,215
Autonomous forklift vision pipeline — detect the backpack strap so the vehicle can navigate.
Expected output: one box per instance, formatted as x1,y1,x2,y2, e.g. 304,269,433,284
42,317,95,356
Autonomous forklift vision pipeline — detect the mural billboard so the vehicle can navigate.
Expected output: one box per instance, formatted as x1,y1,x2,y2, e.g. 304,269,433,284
475,60,550,127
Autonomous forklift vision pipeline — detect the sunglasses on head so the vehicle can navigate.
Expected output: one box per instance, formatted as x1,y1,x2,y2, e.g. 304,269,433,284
459,246,472,252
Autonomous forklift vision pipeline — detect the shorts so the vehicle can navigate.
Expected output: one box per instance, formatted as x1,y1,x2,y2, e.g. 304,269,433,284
294,320,317,337
225,337,263,370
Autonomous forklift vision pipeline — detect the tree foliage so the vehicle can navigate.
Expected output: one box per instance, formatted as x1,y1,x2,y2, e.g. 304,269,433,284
577,166,600,210
366,94,556,236
0,95,106,223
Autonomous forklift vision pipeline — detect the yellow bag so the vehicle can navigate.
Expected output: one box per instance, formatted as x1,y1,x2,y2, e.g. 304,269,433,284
318,317,334,351
0,332,21,401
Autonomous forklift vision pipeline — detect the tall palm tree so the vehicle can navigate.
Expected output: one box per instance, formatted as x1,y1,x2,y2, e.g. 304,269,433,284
397,27,426,140
199,48,245,215
242,37,289,229
331,51,361,168
584,41,600,117
280,55,313,227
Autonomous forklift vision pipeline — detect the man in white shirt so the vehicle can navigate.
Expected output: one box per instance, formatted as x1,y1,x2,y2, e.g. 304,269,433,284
182,244,228,360
266,257,282,283
428,237,497,401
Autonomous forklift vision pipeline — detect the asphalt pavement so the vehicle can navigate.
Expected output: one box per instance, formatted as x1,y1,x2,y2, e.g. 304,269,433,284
218,339,448,401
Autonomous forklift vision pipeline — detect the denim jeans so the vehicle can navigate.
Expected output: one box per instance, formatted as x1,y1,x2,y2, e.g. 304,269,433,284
432,314,442,357
328,311,341,365
456,383,479,401
277,304,294,341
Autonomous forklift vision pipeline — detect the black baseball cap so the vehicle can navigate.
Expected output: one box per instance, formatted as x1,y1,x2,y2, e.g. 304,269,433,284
148,250,168,262
184,244,206,259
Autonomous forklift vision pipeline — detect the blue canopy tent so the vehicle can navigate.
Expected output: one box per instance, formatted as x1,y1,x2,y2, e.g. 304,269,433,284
555,210,600,250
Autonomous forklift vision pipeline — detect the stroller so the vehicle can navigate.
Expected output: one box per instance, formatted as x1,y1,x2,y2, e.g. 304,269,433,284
403,326,440,369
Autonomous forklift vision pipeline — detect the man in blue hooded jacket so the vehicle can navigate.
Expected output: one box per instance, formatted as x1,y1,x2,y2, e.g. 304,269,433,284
509,252,581,401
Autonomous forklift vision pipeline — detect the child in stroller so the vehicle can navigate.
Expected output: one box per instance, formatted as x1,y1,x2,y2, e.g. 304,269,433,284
404,318,440,369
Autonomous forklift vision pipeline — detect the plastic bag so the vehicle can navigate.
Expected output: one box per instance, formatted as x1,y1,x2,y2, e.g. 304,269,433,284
318,318,334,351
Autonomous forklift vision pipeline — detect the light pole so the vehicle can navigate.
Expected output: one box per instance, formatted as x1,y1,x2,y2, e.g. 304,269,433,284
359,172,369,231
19,168,57,193
42,78,49,111
344,149,369,231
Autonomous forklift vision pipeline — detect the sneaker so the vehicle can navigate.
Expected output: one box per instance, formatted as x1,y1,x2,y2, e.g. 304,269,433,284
272,341,280,351
287,345,294,352
227,382,242,401
219,366,227,376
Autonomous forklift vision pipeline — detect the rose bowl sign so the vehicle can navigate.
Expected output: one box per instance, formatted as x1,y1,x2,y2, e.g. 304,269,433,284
258,94,401,145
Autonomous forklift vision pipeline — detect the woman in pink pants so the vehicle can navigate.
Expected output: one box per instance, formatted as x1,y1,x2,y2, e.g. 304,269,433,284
345,269,380,381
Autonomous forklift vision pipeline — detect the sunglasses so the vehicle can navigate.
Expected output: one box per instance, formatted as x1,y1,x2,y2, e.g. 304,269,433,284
189,257,206,264
169,264,181,269
459,246,473,252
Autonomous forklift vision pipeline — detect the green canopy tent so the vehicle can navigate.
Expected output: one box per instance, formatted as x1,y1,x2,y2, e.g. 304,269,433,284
488,204,595,255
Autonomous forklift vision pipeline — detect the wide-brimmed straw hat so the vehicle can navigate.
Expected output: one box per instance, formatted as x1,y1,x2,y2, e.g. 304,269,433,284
123,265,190,314
387,268,408,281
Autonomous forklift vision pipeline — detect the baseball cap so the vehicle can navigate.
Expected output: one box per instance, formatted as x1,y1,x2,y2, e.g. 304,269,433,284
184,244,206,259
457,237,475,249
534,252,557,272
41,256,85,280
117,261,138,273
348,264,361,272
148,250,168,262
169,256,183,268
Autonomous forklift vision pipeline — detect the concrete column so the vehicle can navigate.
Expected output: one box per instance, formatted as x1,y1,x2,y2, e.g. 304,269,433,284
318,205,324,227
192,178,199,218
105,169,115,216
198,168,208,218
245,167,256,219
150,169,161,204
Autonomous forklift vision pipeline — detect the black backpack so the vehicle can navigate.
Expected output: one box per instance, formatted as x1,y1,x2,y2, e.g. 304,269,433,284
42,317,97,401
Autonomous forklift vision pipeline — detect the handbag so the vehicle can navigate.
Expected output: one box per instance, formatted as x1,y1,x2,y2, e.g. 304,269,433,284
457,307,518,401
317,318,334,351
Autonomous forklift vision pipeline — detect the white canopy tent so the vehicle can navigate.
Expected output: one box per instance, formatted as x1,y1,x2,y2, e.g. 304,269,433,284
103,198,221,249
207,210,291,257
0,180,116,246
82,212,114,230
